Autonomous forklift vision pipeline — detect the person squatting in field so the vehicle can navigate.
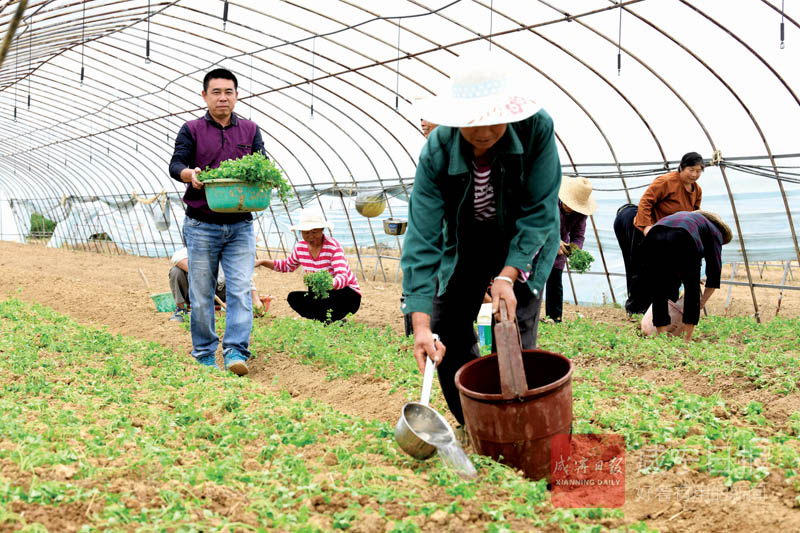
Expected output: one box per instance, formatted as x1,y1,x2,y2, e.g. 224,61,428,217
256,208,361,323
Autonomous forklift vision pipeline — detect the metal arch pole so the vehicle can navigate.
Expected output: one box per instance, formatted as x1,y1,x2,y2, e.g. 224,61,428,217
534,2,759,320
678,0,800,269
408,6,635,206
96,25,410,268
616,2,762,321
555,131,617,305
553,132,583,306
474,0,668,166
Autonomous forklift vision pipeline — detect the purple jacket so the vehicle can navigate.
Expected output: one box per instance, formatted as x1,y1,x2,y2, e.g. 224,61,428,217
554,201,587,270
169,112,265,224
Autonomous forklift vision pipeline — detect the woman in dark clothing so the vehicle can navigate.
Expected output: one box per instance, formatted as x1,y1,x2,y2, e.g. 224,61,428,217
545,176,597,323
614,152,706,315
643,210,732,341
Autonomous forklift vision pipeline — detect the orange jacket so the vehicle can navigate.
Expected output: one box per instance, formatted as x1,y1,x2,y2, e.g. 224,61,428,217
633,171,702,231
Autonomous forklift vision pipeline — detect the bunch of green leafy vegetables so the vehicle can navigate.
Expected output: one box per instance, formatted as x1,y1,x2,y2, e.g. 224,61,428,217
303,270,334,299
199,152,292,201
567,244,595,274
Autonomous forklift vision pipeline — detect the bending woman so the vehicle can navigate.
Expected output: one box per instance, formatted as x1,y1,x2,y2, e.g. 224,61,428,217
643,210,731,341
257,208,361,322
614,151,705,315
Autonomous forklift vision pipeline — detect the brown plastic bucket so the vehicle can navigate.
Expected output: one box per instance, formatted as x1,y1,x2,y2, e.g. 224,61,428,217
454,348,573,481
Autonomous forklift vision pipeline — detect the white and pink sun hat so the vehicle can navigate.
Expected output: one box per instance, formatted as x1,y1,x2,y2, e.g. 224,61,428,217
415,51,540,128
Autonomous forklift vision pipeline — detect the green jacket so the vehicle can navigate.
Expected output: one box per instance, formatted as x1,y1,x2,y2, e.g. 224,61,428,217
401,110,562,316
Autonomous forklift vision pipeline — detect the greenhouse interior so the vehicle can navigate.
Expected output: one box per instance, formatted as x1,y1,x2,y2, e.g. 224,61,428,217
3,2,800,532
1,0,798,314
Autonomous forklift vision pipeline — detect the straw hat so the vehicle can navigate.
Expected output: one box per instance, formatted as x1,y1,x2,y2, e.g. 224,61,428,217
290,208,334,232
414,51,540,128
558,177,598,216
696,210,732,244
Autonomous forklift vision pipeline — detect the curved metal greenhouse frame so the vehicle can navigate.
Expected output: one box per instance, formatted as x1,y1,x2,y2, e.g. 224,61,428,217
1,0,798,318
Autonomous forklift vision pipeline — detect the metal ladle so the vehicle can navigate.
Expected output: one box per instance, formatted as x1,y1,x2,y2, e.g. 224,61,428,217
394,336,477,479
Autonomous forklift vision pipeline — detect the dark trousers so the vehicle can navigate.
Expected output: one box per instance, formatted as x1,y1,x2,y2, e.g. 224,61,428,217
431,221,542,425
645,227,701,326
287,286,361,323
613,204,651,314
169,266,225,308
545,266,564,322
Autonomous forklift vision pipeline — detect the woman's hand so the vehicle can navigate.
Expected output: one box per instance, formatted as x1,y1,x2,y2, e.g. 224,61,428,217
491,267,519,322
557,240,568,256
255,259,275,270
411,313,445,373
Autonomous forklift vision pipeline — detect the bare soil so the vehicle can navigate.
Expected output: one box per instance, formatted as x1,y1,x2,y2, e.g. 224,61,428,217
0,241,798,532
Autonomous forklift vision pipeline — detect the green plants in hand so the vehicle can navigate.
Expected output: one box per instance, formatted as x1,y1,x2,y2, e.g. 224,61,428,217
567,244,594,274
304,270,333,299
198,152,292,201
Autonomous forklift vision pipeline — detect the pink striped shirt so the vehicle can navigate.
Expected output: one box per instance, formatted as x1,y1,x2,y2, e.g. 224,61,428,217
273,235,361,295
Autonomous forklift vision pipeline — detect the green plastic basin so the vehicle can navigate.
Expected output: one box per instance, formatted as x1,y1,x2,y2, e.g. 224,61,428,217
204,179,272,213
150,291,175,312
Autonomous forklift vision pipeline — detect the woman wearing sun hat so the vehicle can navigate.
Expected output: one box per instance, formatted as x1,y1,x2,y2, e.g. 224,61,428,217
643,209,732,341
545,176,598,323
400,50,562,425
256,208,361,323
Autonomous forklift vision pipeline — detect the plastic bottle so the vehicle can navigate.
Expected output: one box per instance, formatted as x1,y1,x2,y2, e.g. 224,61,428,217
477,302,493,349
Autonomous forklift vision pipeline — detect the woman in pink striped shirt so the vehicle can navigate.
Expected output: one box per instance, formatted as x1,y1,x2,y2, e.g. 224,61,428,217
256,208,361,323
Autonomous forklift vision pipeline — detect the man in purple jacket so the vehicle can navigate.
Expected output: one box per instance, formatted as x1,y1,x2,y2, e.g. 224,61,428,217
169,68,265,375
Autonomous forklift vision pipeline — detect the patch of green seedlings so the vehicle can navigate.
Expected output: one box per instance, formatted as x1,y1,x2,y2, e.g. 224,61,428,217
567,244,595,274
250,315,426,399
539,314,800,395
198,152,292,201
2,298,653,532
303,269,334,299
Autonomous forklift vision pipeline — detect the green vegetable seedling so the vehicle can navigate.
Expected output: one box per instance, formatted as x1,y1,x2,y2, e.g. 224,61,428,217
567,244,595,274
304,270,334,299
198,153,292,202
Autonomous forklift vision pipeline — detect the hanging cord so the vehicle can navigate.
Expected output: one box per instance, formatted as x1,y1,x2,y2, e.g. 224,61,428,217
27,15,32,108
132,190,168,210
166,88,171,142
617,1,622,75
489,0,494,50
0,0,27,71
310,36,316,118
145,0,151,63
394,20,401,110
780,0,785,49
135,97,140,152
107,111,111,155
80,0,86,84
14,34,18,121
249,52,253,120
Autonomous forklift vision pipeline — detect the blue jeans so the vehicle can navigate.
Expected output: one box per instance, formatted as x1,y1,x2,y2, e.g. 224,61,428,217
183,217,255,361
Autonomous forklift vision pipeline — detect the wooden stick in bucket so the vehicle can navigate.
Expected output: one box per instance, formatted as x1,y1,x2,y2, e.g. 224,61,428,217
495,300,529,399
